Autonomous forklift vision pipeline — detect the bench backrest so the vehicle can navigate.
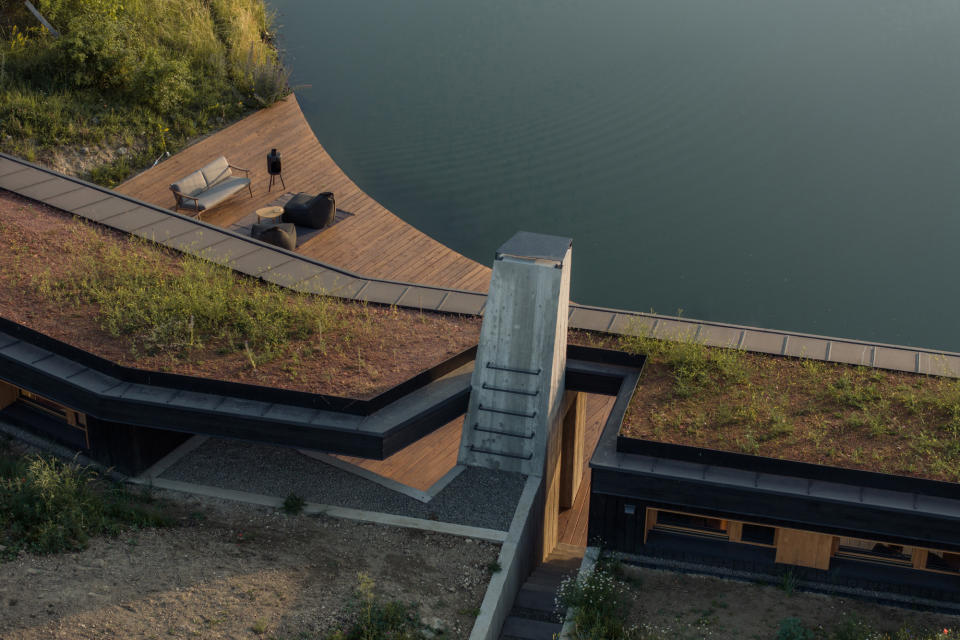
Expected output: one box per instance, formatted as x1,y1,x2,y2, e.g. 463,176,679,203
170,156,232,196
170,170,206,197
201,156,232,187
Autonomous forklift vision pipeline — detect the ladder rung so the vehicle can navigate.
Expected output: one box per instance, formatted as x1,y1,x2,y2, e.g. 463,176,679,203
479,403,536,419
482,382,539,397
473,424,535,439
486,362,541,376
469,445,532,460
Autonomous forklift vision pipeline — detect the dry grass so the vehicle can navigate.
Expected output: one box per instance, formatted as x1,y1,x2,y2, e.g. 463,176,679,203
572,329,960,483
0,191,480,398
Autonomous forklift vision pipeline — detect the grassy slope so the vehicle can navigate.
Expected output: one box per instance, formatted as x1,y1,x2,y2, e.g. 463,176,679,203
0,0,287,185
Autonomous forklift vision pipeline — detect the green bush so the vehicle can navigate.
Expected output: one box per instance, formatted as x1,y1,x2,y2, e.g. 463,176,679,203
777,617,815,640
323,573,434,640
281,492,305,515
557,559,637,640
0,0,286,185
0,453,171,558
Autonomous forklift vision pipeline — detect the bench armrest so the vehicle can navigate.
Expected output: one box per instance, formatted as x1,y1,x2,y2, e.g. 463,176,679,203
170,189,200,208
228,165,250,176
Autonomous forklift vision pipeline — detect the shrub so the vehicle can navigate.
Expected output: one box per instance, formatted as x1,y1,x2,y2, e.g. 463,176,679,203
777,617,815,640
0,452,171,558
0,0,287,185
556,559,637,640
281,492,305,515
323,573,433,640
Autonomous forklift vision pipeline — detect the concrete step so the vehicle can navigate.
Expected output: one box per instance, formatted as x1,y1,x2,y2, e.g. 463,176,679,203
500,616,563,640
515,587,560,613
519,579,561,594
528,564,578,583
525,571,570,589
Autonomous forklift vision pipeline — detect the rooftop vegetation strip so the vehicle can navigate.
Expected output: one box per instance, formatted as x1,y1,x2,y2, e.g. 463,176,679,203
598,330,960,484
0,306,641,459
0,190,485,399
5,179,960,481
0,312,478,415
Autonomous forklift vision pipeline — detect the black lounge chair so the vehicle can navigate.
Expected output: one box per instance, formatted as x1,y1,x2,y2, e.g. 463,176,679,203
251,222,296,250
282,191,335,229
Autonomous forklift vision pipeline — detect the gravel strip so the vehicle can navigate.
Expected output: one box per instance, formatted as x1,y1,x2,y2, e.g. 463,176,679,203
160,438,524,530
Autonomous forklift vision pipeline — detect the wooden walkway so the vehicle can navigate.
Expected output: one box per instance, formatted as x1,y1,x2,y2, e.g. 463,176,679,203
116,95,491,292
333,393,614,546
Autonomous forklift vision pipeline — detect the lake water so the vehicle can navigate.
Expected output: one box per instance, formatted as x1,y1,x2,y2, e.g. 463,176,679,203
267,0,960,351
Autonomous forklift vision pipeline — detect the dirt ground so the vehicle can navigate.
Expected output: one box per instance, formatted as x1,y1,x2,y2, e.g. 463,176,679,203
622,564,960,639
0,493,498,640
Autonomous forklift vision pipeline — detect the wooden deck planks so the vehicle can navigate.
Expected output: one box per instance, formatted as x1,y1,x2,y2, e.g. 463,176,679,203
557,394,616,547
117,94,490,292
333,417,465,492
330,392,613,547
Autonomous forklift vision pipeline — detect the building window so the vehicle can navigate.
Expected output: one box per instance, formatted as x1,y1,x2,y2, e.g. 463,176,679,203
18,389,70,421
740,523,776,546
926,551,960,575
834,537,914,568
652,509,728,540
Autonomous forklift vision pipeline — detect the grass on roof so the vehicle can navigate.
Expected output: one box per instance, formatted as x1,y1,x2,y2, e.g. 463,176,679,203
612,330,960,483
30,222,330,366
0,193,481,397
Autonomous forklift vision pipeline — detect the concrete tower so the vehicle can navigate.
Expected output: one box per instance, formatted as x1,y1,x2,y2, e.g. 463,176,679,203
458,231,572,476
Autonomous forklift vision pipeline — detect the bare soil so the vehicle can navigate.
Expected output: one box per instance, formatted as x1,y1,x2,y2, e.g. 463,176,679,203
0,190,480,399
622,564,960,639
0,492,498,640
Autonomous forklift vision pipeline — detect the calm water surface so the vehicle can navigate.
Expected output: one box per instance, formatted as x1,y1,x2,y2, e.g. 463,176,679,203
268,0,960,351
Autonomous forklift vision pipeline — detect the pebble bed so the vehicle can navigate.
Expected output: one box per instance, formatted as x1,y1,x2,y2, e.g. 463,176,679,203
160,437,525,531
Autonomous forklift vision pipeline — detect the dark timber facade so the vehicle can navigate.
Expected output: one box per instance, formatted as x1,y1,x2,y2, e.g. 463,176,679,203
589,415,960,609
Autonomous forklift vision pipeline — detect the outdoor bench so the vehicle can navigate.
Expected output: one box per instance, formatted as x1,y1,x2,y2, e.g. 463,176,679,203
169,156,252,218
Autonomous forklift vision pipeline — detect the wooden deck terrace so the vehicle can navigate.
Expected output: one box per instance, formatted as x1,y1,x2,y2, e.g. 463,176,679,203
334,393,615,548
116,94,491,293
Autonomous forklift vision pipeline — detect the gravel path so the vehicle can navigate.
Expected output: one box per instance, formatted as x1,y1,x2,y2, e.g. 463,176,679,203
160,438,524,531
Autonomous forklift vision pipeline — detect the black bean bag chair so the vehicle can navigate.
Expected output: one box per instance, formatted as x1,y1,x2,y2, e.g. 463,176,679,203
251,222,296,250
282,191,335,229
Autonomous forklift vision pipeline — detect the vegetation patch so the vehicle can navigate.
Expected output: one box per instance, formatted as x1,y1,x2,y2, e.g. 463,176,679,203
0,0,287,184
557,558,637,640
31,221,331,364
0,442,171,559
321,572,442,640
0,193,481,398
564,557,957,640
575,327,960,483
